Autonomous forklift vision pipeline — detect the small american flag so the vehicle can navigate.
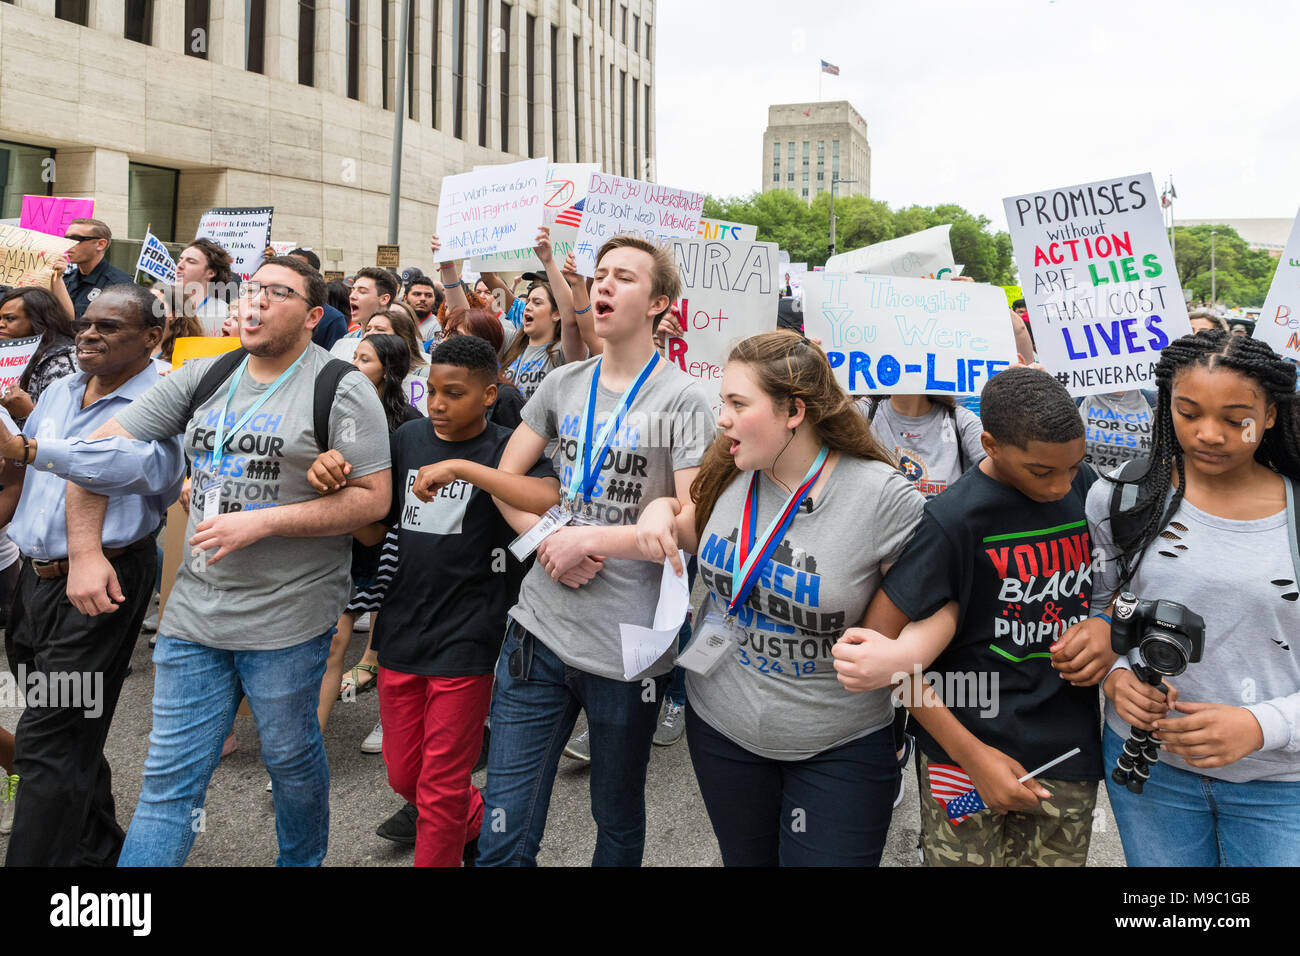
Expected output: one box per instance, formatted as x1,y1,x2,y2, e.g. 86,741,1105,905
554,197,585,228
820,60,840,76
928,763,986,824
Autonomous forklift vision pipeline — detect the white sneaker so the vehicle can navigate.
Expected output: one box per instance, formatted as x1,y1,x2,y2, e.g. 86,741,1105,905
361,720,383,754
563,728,590,762
354,613,372,632
0,774,18,835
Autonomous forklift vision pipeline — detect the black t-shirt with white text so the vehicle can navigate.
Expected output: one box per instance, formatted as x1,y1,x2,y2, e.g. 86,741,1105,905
881,465,1103,781
374,418,555,675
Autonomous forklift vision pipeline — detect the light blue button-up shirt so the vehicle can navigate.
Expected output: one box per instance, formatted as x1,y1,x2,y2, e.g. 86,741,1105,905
7,364,185,560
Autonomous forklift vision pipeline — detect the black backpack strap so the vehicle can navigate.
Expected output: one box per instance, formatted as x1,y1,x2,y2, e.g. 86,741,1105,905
865,396,880,423
187,348,249,423
948,404,969,474
1286,477,1300,586
313,358,360,452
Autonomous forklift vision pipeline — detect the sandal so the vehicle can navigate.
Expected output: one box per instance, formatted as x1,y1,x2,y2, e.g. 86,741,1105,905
339,663,379,699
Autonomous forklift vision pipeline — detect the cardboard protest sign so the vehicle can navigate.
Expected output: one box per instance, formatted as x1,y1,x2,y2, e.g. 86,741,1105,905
471,161,600,272
436,157,547,260
136,229,177,284
663,239,780,413
376,244,400,268
0,335,42,393
801,273,1016,395
1004,173,1190,396
171,336,241,369
195,206,274,281
1254,205,1300,367
0,223,75,288
697,218,757,242
573,173,706,275
824,224,961,279
19,196,95,237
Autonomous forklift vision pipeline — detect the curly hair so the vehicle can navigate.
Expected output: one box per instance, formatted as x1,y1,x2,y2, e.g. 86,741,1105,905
360,334,414,432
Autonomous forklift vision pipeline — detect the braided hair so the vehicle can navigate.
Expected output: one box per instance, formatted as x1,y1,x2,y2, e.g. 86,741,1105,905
1108,330,1300,588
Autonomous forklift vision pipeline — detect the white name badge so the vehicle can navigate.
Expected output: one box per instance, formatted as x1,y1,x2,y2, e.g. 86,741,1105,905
509,505,573,561
676,610,743,676
197,471,224,518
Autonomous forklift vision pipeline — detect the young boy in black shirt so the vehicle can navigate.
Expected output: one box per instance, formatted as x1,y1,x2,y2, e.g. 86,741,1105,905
833,368,1115,866
310,337,556,866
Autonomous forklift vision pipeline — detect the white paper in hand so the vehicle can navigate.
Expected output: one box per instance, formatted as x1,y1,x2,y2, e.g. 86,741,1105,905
619,552,690,680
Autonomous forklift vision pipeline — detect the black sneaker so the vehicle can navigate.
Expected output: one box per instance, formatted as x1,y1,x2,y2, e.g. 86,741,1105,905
473,727,491,774
375,802,417,846
462,837,479,867
894,733,915,809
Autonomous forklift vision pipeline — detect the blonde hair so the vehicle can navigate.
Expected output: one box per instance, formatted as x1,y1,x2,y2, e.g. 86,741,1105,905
691,330,894,537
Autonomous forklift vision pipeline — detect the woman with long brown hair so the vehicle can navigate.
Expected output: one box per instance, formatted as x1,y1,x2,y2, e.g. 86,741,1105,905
635,330,926,865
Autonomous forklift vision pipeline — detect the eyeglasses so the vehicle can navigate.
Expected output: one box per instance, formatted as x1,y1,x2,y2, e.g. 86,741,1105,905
64,235,99,243
240,281,307,304
72,319,148,335
507,626,535,680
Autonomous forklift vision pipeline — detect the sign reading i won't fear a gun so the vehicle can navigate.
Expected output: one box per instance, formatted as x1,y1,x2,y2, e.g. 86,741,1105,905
663,239,779,413
1003,172,1191,396
801,273,1016,395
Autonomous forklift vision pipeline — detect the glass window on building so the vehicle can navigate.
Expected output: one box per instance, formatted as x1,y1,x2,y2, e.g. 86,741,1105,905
802,141,809,165
632,14,639,51
128,162,178,243
786,172,793,182
817,140,824,166
346,0,360,99
55,1,88,26
786,142,795,166
500,3,512,148
452,0,467,139
525,14,536,154
479,0,491,146
125,0,154,45
801,187,808,198
185,0,210,60
247,0,266,73
297,0,315,87
0,140,54,221
430,0,441,127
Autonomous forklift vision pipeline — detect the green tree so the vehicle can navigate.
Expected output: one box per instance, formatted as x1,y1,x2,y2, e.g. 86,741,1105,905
702,191,1016,284
1171,224,1279,308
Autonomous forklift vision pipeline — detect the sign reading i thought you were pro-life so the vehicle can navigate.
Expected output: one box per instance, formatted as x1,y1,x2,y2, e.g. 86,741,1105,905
1004,173,1191,396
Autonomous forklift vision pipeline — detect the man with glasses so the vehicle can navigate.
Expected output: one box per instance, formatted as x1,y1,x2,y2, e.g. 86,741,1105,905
0,283,183,866
63,256,392,866
61,219,134,320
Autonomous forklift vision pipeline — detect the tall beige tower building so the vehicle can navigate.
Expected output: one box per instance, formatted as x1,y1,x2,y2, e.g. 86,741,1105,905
762,101,869,203
0,0,656,273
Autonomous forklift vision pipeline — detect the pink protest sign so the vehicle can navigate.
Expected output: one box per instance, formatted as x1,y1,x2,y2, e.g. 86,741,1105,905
19,196,96,237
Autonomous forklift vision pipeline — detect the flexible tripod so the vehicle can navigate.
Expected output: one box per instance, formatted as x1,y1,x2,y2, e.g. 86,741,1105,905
1110,663,1167,794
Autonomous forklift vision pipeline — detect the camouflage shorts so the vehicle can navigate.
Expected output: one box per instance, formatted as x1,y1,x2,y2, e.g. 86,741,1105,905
917,752,1098,867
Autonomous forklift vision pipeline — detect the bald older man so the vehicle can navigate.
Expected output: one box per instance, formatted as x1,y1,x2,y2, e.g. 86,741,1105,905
0,284,183,866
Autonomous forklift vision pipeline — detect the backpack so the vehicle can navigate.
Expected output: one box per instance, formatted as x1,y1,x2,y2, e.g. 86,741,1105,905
863,396,970,475
1107,458,1300,585
186,348,358,452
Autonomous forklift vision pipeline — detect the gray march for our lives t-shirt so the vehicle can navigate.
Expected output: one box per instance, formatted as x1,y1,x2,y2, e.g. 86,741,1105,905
116,344,391,651
508,357,714,681
1079,390,1154,473
507,341,564,403
688,456,926,759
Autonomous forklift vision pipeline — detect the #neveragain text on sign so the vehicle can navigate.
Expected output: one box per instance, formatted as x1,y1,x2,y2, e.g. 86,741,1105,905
471,161,600,271
436,157,547,261
1254,205,1300,366
1004,173,1190,396
573,173,705,275
801,273,1016,396
663,239,779,415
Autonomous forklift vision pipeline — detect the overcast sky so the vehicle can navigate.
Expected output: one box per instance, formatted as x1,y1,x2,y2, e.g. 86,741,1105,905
654,0,1299,230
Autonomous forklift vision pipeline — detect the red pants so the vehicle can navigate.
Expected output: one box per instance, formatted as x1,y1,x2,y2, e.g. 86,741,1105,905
377,667,493,867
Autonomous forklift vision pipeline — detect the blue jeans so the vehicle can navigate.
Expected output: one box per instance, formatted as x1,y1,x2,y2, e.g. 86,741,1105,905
476,620,668,866
1103,725,1300,866
118,631,332,867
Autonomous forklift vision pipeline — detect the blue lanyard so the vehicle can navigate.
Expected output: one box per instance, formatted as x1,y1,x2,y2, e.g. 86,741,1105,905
566,352,660,505
211,347,309,472
728,447,830,618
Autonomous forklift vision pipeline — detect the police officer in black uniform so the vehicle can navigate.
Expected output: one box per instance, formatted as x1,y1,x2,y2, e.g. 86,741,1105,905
60,219,134,319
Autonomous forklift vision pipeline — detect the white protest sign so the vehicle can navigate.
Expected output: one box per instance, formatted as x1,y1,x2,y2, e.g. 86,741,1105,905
269,241,299,256
824,224,960,279
195,206,274,281
1004,172,1190,396
697,218,757,242
136,229,177,284
436,157,547,261
1255,205,1300,367
663,239,780,413
471,161,600,272
801,273,1016,395
573,173,706,275
0,335,42,394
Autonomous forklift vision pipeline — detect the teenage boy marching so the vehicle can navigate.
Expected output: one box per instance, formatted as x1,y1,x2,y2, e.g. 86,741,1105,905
428,235,713,866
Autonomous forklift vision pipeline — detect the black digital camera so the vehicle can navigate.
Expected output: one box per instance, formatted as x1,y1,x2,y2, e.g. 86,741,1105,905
1110,592,1206,679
